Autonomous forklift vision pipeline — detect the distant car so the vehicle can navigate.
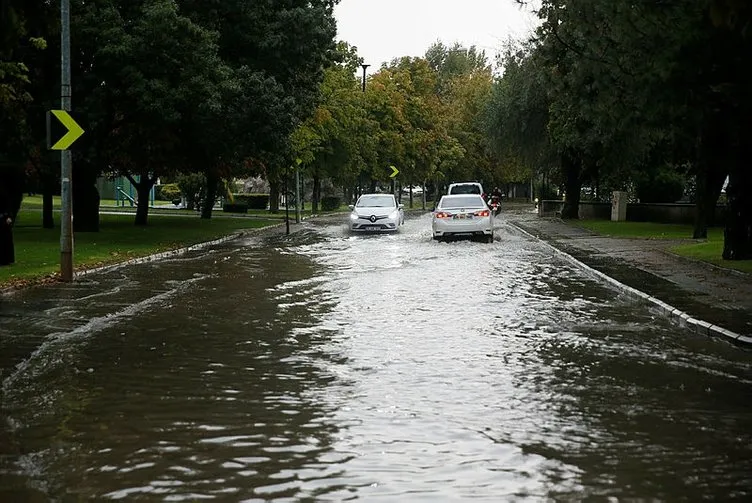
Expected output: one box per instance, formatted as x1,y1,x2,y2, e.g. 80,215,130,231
447,182,485,198
349,193,405,232
432,194,494,243
401,185,424,194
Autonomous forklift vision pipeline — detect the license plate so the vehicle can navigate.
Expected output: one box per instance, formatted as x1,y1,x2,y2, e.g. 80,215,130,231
366,226,380,231
453,214,471,219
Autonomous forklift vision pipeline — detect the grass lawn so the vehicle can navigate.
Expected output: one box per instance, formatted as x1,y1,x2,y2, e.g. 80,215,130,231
572,220,751,274
0,211,278,288
19,195,350,218
669,241,752,274
573,220,724,240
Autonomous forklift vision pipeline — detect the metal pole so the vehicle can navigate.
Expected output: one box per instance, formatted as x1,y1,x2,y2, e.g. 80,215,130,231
295,166,301,223
361,64,370,93
60,0,73,281
285,171,290,235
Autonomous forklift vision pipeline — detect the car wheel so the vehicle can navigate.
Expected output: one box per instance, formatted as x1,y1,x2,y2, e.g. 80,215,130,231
486,234,494,243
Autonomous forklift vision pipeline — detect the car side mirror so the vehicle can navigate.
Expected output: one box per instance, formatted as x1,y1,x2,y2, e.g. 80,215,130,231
398,204,404,209
348,204,354,210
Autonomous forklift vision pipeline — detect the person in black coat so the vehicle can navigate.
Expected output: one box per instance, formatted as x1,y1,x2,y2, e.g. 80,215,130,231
0,187,16,266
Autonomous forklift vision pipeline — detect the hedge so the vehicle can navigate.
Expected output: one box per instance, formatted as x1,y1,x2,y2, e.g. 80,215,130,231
223,203,248,214
155,183,181,201
320,196,341,211
232,193,269,210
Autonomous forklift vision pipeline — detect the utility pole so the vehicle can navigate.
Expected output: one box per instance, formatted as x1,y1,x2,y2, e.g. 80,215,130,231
60,0,73,281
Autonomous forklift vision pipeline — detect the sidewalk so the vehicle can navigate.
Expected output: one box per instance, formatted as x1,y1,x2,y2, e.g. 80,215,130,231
503,204,752,341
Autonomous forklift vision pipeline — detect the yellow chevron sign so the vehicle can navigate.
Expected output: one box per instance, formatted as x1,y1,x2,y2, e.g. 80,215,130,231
47,110,85,150
389,165,399,178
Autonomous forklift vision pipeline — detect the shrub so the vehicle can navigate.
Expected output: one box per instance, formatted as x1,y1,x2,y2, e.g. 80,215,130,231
320,196,341,211
156,183,180,201
223,203,248,214
636,169,686,203
232,193,269,210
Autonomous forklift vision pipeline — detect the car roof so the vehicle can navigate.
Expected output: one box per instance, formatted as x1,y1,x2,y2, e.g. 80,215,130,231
441,194,484,199
358,193,394,198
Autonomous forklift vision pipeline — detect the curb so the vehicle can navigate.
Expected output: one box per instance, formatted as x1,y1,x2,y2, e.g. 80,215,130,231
507,221,751,346
75,220,294,279
0,221,290,296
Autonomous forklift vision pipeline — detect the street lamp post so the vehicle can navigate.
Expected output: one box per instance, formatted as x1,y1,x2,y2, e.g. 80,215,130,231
360,63,370,93
360,63,370,195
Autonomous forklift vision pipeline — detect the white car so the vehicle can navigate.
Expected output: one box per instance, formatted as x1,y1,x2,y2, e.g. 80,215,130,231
432,194,494,243
349,194,405,232
447,182,485,198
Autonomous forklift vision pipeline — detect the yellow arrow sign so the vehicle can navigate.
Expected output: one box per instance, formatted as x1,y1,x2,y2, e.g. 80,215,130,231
49,110,85,150
389,165,399,178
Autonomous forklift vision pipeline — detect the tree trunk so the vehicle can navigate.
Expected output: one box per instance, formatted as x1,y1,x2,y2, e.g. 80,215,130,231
312,174,321,213
269,178,280,213
561,151,582,219
369,178,377,193
72,166,100,232
0,172,23,266
42,175,55,229
129,174,155,226
694,111,730,239
693,166,727,239
722,137,752,260
201,172,218,219
409,186,413,208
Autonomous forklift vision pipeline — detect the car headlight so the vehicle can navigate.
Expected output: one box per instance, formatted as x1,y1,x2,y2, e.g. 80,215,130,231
389,210,399,220
350,213,358,221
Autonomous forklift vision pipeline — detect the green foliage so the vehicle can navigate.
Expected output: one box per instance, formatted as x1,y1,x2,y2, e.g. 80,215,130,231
320,196,341,211
233,194,269,210
176,173,210,210
634,167,687,204
155,183,181,201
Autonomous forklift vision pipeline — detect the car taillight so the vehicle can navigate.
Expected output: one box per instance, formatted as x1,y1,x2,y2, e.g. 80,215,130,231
434,212,451,218
474,210,490,217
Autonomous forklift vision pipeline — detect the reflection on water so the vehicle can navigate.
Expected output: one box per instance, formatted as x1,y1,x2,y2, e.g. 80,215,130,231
1,214,751,501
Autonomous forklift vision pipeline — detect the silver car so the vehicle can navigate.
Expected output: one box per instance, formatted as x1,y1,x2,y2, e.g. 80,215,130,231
432,194,494,243
349,194,405,233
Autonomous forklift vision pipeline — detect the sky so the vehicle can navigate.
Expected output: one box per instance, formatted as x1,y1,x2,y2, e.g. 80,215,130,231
333,0,541,70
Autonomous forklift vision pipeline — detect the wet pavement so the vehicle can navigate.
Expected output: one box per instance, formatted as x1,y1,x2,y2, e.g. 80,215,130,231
1,213,751,501
507,205,752,338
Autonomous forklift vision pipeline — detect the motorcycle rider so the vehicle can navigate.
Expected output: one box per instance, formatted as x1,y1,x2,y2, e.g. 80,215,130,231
488,186,503,214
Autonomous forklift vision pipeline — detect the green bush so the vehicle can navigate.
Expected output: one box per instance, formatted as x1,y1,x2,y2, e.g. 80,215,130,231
156,183,181,201
233,193,269,210
320,196,341,211
636,169,686,203
222,203,248,214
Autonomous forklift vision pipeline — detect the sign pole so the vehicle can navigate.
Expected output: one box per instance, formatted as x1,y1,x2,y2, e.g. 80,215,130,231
285,169,290,235
295,159,301,223
60,0,73,281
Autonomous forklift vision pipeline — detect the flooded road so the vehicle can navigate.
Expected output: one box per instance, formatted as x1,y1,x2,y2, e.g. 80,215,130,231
1,212,751,501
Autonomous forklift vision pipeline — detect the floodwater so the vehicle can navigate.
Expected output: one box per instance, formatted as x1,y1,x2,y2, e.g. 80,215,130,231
1,212,751,502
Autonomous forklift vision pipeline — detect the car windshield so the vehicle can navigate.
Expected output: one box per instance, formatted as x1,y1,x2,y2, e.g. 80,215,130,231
449,185,481,195
356,195,395,208
439,196,485,209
